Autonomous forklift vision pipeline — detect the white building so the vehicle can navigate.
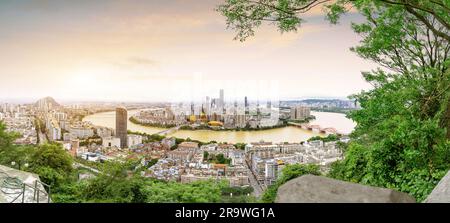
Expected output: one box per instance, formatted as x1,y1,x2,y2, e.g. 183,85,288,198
230,150,245,166
54,112,67,121
127,134,143,148
161,137,176,149
63,132,76,141
69,127,94,139
102,137,121,148
96,127,113,138
46,117,61,141
265,159,278,181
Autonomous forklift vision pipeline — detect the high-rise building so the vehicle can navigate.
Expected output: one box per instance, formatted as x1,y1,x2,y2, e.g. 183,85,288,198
190,102,195,116
205,96,210,116
265,159,278,185
220,89,224,106
54,112,67,121
290,106,311,120
70,139,80,157
115,107,128,148
256,100,261,121
236,114,246,128
127,134,143,148
244,96,249,115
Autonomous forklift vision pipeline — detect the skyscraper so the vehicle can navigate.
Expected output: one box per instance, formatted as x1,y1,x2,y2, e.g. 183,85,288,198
290,106,311,120
190,101,195,115
205,96,210,116
220,89,224,105
244,96,249,115
116,107,128,148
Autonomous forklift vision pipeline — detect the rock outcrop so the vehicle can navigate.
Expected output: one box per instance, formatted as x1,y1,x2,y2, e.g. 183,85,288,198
424,170,450,203
275,175,416,203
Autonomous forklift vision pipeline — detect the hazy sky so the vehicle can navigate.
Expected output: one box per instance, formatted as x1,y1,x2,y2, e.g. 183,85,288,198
0,0,377,103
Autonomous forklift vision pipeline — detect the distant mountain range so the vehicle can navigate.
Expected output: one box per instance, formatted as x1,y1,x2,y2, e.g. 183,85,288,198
281,99,354,103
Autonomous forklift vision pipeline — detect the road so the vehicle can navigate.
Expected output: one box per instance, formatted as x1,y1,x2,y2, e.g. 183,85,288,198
73,162,101,174
38,130,47,145
34,117,48,145
245,160,263,198
156,125,182,136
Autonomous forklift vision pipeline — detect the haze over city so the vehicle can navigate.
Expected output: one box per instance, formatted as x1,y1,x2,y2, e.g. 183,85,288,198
0,0,377,103
1,0,448,207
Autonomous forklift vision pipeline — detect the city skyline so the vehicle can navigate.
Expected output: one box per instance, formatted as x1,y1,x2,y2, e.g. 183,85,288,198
0,0,377,102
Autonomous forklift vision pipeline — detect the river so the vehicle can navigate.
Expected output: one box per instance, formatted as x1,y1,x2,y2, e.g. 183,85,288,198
83,110,356,144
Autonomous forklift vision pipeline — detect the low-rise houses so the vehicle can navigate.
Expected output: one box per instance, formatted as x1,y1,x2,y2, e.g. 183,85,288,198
102,136,121,148
96,127,113,138
127,134,143,148
1,115,38,144
68,126,94,139
145,141,251,187
161,137,176,149
245,140,342,186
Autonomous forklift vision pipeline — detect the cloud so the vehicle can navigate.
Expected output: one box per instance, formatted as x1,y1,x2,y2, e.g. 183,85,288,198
111,57,159,69
128,57,157,66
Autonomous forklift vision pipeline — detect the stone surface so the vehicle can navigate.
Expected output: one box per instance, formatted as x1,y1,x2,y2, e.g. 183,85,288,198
0,165,50,203
424,170,450,203
275,175,416,203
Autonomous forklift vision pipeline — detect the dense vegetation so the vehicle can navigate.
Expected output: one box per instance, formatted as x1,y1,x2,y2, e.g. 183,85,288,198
129,116,176,128
307,134,340,142
218,0,450,201
203,151,232,165
2,0,450,203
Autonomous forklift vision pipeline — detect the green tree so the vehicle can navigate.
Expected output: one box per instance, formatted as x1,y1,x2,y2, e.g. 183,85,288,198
80,161,147,203
29,143,74,188
0,145,34,170
0,121,18,150
0,122,33,170
308,134,339,142
218,0,450,201
144,179,228,203
217,1,450,42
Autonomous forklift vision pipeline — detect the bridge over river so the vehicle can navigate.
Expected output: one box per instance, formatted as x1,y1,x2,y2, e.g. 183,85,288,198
288,122,344,136
155,126,182,136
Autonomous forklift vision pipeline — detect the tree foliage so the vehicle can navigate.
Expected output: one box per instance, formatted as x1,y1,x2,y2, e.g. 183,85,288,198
307,134,339,142
217,0,450,42
218,0,450,201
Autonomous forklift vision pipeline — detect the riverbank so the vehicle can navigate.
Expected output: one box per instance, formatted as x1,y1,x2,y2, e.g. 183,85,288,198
83,110,354,144
129,116,176,128
178,123,289,132
311,108,357,115
129,115,314,132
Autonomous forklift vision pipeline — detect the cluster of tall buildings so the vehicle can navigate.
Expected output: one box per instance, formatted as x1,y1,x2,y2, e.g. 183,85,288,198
168,89,280,129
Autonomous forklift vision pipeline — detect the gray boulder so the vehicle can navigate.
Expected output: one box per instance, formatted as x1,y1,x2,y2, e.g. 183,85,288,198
424,170,450,203
275,175,416,203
